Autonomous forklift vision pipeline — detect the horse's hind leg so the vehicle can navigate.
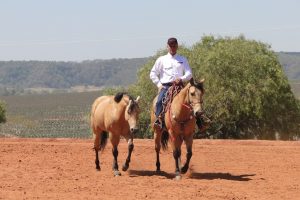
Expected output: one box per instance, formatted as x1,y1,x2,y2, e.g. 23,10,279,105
93,129,108,171
93,129,101,171
95,149,100,170
154,131,162,172
181,135,193,174
122,135,134,172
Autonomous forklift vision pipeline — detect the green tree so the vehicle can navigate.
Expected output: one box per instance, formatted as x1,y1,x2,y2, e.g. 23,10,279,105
132,35,300,140
0,100,6,123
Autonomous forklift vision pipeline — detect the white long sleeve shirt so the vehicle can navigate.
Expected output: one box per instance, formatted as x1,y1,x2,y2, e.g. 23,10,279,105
150,53,192,88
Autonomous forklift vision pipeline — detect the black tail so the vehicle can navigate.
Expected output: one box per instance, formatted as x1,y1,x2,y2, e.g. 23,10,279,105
161,130,169,150
99,131,108,151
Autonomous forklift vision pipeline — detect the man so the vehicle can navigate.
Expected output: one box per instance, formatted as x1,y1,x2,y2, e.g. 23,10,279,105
150,37,192,128
150,37,210,132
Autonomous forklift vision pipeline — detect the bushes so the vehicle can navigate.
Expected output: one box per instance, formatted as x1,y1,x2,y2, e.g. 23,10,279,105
0,101,6,123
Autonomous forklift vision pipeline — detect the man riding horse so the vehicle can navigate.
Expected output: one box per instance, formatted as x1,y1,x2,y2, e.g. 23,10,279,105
150,37,209,133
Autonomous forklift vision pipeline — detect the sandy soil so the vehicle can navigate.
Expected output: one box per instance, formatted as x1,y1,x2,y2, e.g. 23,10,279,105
0,138,299,200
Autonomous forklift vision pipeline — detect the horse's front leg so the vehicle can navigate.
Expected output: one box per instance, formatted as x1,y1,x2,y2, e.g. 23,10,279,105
110,134,121,176
112,145,121,176
173,147,182,180
122,136,134,171
181,135,193,174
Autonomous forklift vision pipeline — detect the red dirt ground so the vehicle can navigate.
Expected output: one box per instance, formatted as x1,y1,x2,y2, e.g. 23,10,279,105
0,138,299,200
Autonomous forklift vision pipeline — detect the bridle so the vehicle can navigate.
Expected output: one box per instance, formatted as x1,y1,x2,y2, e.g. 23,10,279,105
182,85,204,115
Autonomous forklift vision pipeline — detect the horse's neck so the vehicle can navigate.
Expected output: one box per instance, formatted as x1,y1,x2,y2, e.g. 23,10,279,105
170,85,190,119
114,99,127,119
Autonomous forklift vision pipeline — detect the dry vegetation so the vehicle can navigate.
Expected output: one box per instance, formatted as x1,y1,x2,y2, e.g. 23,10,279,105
0,91,102,138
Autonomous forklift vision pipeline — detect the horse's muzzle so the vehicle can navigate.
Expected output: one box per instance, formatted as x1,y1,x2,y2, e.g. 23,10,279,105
130,128,139,135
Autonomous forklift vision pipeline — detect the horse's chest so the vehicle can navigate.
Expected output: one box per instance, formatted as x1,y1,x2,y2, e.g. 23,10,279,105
167,117,195,135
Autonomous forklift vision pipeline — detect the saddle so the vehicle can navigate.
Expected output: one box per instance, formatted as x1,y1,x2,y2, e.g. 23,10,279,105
160,82,184,119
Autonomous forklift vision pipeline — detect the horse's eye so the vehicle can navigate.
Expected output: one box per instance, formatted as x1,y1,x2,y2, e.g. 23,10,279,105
191,92,195,96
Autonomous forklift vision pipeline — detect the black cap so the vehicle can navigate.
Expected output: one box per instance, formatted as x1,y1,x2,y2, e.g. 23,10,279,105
167,37,178,45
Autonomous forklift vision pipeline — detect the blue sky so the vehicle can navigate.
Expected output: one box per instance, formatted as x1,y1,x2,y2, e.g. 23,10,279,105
1,0,299,61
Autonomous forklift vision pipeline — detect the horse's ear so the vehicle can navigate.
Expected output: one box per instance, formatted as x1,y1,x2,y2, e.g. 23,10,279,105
135,96,140,103
189,78,195,86
199,78,205,83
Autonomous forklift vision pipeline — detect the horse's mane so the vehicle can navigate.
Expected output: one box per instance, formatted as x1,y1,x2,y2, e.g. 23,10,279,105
114,92,135,103
192,79,204,94
114,92,138,114
114,92,125,103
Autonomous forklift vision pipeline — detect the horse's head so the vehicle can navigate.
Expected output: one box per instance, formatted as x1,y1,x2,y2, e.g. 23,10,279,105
125,96,141,134
187,78,205,117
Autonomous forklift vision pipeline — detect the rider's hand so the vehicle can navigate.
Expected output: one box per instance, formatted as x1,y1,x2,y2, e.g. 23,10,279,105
158,86,163,92
174,78,182,85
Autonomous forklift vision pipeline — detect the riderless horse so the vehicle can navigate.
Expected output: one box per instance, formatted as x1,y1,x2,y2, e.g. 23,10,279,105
91,92,140,176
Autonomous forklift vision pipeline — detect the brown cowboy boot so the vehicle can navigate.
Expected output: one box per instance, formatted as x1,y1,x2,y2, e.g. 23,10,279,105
154,118,162,129
154,114,166,130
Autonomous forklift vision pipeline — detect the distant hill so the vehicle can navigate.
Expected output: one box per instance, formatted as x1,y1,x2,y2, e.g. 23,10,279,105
277,52,300,80
0,58,149,90
0,52,299,95
276,52,300,98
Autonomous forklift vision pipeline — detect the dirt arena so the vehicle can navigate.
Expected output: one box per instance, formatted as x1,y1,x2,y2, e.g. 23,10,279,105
0,138,299,200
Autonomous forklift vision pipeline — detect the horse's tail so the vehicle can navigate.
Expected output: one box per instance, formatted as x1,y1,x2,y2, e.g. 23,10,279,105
161,130,169,150
99,131,108,151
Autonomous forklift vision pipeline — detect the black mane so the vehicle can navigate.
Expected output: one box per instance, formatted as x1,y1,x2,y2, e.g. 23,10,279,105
190,78,204,93
114,92,135,103
194,81,204,93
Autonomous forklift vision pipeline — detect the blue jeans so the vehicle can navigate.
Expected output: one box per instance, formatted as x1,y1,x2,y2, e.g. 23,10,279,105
155,86,170,118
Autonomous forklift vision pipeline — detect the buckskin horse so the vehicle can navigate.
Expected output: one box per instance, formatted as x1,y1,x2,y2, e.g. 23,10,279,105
91,92,141,176
151,78,205,180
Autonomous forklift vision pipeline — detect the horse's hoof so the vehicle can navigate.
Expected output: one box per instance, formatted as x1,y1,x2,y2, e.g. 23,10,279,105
175,175,182,180
156,169,161,174
174,171,182,180
96,166,101,171
114,171,121,177
122,164,129,172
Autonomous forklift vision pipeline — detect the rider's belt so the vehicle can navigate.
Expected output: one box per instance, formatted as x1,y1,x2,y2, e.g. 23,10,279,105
162,82,173,87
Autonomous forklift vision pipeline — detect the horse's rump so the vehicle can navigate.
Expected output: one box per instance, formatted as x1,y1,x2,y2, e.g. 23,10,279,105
90,96,112,130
